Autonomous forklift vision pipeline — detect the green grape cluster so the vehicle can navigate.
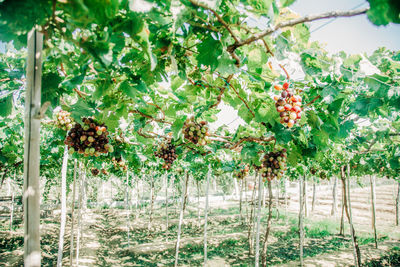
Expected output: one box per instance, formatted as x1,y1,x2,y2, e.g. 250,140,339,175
319,170,328,180
183,117,209,145
112,157,127,172
54,110,73,131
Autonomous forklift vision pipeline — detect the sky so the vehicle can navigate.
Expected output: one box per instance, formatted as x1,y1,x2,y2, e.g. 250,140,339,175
290,0,400,54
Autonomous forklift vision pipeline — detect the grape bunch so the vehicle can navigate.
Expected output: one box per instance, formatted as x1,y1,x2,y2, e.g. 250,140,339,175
91,168,100,176
54,110,73,131
319,170,328,180
154,140,178,170
112,157,128,171
235,165,249,179
183,117,209,145
64,118,113,157
260,149,287,181
310,167,317,175
273,82,302,128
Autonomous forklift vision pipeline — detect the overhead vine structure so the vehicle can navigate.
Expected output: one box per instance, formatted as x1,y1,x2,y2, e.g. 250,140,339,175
0,0,399,266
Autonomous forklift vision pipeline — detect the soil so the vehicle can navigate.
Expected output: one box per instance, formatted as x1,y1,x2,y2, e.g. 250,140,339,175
0,178,399,266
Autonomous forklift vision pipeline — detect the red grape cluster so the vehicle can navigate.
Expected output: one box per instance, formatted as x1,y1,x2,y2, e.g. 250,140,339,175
112,157,127,171
273,82,302,128
154,140,178,170
260,149,287,181
183,117,209,145
64,118,113,157
91,168,100,176
310,167,317,175
235,165,249,179
54,110,73,131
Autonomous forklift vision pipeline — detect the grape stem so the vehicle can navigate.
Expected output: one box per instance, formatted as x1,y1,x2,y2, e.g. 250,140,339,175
306,95,321,106
261,39,290,80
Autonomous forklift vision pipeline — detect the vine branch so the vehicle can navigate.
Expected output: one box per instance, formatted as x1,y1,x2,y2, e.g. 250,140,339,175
225,79,255,117
261,39,290,80
130,109,172,125
228,7,369,52
230,136,276,150
306,95,321,106
188,0,240,43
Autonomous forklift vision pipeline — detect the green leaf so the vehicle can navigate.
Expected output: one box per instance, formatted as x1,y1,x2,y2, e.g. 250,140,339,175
321,85,339,104
287,146,302,165
254,101,278,125
41,72,63,107
364,74,391,98
238,105,254,124
61,74,86,90
171,116,186,140
103,112,120,132
311,128,329,148
70,99,97,122
196,36,223,71
367,0,400,26
241,142,263,165
0,93,12,117
136,22,157,71
119,80,136,98
281,0,296,7
247,47,268,72
338,120,355,139
307,110,323,130
93,79,111,99
300,52,323,76
171,76,185,91
272,123,292,144
216,52,237,75
328,97,344,116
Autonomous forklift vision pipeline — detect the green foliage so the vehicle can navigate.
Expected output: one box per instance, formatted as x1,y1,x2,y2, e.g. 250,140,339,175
0,0,398,182
367,0,400,26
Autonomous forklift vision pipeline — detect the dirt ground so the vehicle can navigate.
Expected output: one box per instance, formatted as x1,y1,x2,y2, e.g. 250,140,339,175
0,178,399,266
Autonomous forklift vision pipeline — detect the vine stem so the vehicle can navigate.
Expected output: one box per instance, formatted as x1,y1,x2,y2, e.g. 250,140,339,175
69,159,77,267
56,144,69,267
261,180,273,267
261,39,290,80
204,165,211,266
255,173,263,267
174,171,189,267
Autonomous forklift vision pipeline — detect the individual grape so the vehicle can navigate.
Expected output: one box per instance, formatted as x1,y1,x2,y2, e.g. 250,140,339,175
277,106,285,112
